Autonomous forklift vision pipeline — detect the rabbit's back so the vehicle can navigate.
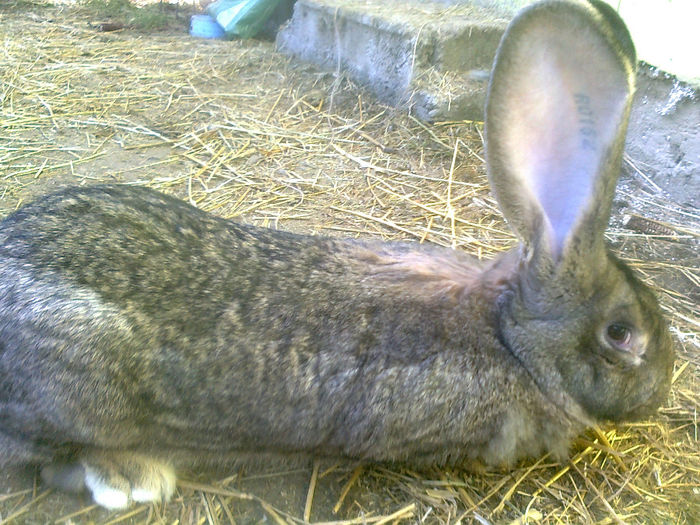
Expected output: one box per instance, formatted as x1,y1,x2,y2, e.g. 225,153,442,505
1,185,554,467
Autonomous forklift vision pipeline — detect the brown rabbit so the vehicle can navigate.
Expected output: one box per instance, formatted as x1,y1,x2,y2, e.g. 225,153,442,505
0,0,674,509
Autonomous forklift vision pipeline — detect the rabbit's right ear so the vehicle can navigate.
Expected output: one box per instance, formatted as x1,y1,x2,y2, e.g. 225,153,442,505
484,0,636,263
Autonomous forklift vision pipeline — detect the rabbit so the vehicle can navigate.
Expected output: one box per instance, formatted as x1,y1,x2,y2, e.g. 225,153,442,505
0,0,674,510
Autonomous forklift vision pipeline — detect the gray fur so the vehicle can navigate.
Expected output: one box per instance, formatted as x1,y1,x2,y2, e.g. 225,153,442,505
0,0,674,508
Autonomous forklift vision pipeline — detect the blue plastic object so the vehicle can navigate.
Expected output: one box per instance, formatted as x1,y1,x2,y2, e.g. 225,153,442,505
208,0,282,39
190,14,226,39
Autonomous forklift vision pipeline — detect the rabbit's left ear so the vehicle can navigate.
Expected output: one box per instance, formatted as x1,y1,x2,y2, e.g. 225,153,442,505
485,0,637,261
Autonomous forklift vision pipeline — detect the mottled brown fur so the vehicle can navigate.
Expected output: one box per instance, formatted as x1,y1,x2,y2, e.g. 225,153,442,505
0,0,675,509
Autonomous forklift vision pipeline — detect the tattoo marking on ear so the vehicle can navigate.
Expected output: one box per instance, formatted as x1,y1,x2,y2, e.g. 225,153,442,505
574,93,597,151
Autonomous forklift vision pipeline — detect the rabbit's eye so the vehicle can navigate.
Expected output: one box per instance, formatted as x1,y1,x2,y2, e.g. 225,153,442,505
606,323,632,348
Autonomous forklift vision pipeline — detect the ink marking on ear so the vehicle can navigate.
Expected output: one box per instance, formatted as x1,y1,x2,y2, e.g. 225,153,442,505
574,93,597,151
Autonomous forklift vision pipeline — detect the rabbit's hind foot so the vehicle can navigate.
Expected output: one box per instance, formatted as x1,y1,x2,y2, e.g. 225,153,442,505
42,451,176,509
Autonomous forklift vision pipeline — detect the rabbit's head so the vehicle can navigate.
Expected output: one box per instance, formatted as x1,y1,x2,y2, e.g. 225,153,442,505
485,0,674,423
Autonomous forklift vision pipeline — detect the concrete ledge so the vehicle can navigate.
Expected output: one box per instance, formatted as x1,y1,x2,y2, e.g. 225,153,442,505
278,0,698,206
627,65,699,207
276,0,507,121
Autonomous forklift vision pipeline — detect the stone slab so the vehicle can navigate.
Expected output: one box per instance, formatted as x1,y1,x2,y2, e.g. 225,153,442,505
276,0,508,121
277,0,698,206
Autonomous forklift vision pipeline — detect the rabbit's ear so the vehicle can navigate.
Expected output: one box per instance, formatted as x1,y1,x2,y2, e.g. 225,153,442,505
485,0,636,261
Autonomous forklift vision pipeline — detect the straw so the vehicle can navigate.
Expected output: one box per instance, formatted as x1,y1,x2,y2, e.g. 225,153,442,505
0,1,697,523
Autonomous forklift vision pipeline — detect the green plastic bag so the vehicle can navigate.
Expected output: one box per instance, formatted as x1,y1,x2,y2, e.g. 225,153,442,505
207,0,282,39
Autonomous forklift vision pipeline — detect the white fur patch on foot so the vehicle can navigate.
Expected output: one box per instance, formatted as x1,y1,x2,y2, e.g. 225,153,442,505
84,469,129,510
131,487,159,503
132,465,176,503
81,455,177,509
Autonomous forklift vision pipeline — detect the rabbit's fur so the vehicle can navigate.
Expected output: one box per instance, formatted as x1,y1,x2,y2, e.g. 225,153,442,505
0,0,675,509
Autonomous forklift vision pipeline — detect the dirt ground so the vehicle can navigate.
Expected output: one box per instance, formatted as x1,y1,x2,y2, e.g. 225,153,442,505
0,1,698,524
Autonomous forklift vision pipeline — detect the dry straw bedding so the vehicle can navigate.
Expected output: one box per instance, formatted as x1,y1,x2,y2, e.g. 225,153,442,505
0,1,698,523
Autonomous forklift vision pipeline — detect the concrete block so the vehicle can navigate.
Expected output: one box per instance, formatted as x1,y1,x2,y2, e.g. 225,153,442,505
278,0,698,205
627,66,699,208
276,0,508,121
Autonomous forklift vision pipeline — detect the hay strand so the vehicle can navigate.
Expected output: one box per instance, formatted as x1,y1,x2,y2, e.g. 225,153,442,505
0,0,697,523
